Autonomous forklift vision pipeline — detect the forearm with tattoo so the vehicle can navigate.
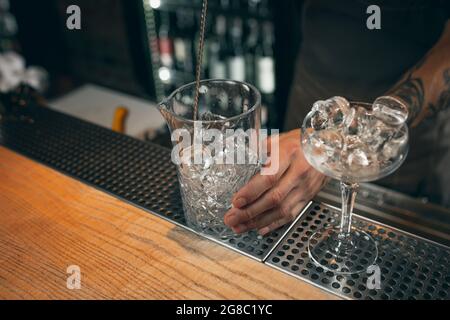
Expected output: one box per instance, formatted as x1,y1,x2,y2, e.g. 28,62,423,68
388,21,450,127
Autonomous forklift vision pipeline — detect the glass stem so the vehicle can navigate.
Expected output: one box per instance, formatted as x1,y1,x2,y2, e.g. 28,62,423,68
339,181,359,238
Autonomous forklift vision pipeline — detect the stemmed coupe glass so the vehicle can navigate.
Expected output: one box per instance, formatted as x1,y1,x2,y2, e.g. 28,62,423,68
301,97,409,274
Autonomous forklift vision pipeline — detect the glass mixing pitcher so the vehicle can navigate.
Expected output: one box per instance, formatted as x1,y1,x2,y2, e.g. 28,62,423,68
158,79,262,239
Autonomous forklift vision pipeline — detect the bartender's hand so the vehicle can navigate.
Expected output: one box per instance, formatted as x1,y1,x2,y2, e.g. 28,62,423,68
224,129,326,236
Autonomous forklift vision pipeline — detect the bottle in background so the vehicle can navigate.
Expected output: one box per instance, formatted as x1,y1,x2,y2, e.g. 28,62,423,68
244,18,259,85
256,21,275,125
173,10,194,77
256,21,275,97
150,0,275,126
208,15,227,79
0,0,19,52
157,11,175,91
227,17,245,82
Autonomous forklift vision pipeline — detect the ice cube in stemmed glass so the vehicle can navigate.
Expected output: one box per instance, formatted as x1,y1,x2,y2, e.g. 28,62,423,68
301,97,409,274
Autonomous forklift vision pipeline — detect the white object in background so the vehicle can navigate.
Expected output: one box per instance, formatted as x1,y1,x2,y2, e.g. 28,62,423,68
257,56,275,94
228,56,245,82
49,84,166,138
0,51,49,93
0,51,24,92
22,66,49,92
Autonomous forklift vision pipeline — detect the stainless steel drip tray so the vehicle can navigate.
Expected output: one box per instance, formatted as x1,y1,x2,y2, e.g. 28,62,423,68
317,180,450,246
0,106,291,262
265,202,450,300
2,107,449,299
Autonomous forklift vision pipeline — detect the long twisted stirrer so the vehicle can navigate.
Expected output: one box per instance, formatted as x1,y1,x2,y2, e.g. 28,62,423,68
193,0,208,121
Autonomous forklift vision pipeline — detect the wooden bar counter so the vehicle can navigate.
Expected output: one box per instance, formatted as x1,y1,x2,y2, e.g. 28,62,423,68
0,146,336,300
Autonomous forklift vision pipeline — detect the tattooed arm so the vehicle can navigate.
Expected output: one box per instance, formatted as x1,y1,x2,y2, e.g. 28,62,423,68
388,20,450,127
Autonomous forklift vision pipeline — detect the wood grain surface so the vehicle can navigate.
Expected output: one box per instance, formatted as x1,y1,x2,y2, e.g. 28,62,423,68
0,146,337,300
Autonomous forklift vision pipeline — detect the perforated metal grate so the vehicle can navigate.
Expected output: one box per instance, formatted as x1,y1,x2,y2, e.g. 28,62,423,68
266,203,450,300
2,107,450,299
0,107,290,261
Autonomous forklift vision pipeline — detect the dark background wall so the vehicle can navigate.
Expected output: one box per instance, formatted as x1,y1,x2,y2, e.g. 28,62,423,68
10,0,154,99
9,0,302,129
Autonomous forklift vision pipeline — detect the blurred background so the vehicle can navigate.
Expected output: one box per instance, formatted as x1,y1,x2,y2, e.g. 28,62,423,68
4,0,301,142
3,0,450,207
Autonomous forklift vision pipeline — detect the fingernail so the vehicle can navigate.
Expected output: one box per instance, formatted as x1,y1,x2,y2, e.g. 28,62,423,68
224,212,238,226
233,224,247,234
233,197,247,208
259,227,270,236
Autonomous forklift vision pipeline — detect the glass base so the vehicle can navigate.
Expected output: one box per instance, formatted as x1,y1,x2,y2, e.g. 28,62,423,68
308,227,378,274
187,220,235,240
